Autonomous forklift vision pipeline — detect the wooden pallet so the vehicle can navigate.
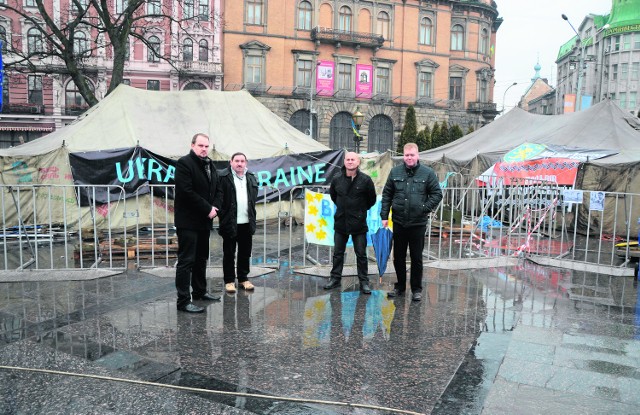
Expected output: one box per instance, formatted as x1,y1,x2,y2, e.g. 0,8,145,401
74,237,178,260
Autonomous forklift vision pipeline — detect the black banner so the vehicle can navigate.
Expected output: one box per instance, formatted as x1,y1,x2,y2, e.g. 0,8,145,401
69,148,344,206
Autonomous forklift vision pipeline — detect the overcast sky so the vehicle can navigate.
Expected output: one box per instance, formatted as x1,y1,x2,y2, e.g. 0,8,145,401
494,0,612,114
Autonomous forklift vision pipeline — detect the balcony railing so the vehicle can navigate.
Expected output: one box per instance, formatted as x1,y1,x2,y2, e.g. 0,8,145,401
311,27,384,49
176,61,222,74
64,105,90,116
1,103,45,115
467,101,497,112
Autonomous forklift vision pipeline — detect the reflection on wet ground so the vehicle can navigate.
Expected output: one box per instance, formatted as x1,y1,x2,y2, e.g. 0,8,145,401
1,261,639,414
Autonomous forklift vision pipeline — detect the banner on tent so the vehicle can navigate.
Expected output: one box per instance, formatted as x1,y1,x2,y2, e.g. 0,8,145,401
303,189,383,247
70,148,344,205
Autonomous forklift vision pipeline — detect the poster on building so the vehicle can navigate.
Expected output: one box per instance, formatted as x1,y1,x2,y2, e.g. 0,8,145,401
355,64,373,98
316,60,335,96
563,94,576,113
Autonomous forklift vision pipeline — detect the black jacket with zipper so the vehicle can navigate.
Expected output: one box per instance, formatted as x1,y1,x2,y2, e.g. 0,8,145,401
330,167,377,235
380,161,442,227
217,167,259,239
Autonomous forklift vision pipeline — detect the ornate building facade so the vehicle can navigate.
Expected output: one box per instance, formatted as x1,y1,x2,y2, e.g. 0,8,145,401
222,0,502,152
0,0,224,147
1,0,503,151
555,0,640,115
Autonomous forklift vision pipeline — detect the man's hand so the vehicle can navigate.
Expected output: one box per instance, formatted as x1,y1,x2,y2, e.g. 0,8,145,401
208,207,218,219
382,220,388,228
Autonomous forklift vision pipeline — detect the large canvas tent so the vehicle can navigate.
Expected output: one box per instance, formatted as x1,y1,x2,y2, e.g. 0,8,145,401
419,100,640,234
0,85,331,229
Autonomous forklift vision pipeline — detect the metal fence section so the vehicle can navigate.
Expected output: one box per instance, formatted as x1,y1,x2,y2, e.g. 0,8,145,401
1,183,639,276
0,184,129,271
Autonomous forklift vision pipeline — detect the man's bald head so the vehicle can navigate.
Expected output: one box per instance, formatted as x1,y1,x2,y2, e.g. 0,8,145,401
344,151,361,176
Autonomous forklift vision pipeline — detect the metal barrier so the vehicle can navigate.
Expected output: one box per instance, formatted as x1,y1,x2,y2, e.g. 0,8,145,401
0,184,129,271
1,182,638,276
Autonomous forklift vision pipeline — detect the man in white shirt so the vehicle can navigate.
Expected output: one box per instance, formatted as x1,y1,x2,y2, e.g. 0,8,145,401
217,153,259,293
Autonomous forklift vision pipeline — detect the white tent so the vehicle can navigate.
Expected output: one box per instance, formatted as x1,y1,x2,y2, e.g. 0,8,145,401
0,85,330,229
0,85,328,159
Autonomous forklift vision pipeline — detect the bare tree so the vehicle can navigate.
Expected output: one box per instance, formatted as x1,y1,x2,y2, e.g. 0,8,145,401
1,0,220,106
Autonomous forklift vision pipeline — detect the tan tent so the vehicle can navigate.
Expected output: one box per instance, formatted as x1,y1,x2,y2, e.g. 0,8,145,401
418,100,640,234
0,85,330,229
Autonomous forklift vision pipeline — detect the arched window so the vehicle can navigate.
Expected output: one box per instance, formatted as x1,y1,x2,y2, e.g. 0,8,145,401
419,17,432,45
298,1,312,30
184,82,206,90
27,27,43,54
451,24,464,51
367,115,393,153
330,111,356,150
290,109,318,140
377,11,390,39
198,39,208,61
147,35,161,62
338,6,352,31
65,79,93,115
73,32,90,56
183,38,193,61
0,26,7,53
479,28,489,54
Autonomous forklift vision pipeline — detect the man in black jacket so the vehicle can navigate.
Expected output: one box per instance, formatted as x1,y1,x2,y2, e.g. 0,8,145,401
324,151,377,294
381,142,442,302
217,152,259,294
174,133,222,313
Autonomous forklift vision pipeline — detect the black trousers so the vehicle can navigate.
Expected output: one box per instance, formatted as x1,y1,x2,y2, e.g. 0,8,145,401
175,228,210,307
392,223,426,293
223,223,253,284
330,231,369,283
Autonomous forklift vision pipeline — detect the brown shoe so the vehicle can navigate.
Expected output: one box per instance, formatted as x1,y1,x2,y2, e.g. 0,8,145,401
225,283,237,293
239,281,255,291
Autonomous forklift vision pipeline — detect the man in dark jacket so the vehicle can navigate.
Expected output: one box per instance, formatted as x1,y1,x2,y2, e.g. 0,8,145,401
174,133,222,313
381,142,442,302
217,152,259,294
324,151,377,294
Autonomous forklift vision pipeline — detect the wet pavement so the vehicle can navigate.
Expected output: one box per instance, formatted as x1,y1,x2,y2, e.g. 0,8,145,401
1,260,640,414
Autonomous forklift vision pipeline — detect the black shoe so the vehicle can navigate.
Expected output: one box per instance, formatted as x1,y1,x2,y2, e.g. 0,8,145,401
412,292,422,302
177,303,205,313
387,288,405,298
323,277,341,290
193,293,221,301
360,282,372,294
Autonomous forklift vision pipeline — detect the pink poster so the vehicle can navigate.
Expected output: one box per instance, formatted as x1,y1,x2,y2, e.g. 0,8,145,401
356,64,372,98
316,60,334,96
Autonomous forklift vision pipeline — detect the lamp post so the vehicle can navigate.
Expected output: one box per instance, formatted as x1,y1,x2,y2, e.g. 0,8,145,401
352,108,364,153
309,61,320,139
502,82,517,112
562,13,585,111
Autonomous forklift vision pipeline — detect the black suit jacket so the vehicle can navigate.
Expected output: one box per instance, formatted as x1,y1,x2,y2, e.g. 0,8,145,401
174,150,221,230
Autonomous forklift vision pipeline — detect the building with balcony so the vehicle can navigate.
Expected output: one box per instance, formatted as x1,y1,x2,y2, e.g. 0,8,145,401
222,0,502,152
0,0,224,148
553,0,640,115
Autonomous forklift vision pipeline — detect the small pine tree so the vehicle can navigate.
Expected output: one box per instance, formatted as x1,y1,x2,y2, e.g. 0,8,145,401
429,122,441,149
416,124,431,151
397,105,418,154
449,125,464,143
438,122,450,147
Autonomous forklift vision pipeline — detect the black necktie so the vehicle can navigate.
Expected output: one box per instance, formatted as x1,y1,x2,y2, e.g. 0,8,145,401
204,163,211,181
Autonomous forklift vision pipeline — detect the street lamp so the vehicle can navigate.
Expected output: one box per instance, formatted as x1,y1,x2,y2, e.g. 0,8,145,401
352,108,364,153
562,13,585,111
502,82,518,112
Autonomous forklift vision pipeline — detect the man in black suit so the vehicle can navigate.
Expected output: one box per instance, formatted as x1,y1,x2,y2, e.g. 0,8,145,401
174,133,222,313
